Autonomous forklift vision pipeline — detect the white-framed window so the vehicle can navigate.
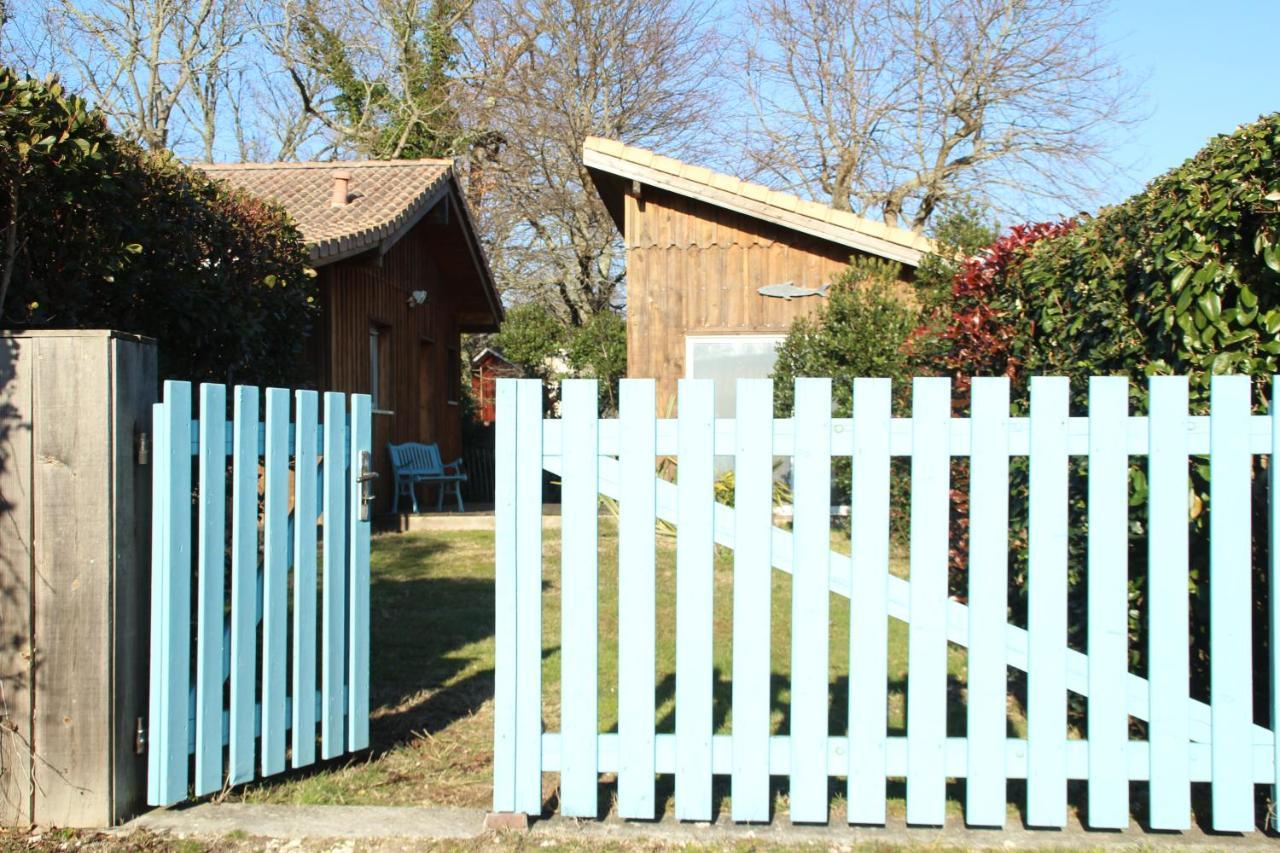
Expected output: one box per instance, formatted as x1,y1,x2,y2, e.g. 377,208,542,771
684,333,786,418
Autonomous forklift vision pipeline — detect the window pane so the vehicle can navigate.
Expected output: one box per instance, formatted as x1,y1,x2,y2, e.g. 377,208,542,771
686,336,783,417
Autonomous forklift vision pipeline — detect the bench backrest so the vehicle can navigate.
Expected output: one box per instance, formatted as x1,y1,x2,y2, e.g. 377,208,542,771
388,442,445,475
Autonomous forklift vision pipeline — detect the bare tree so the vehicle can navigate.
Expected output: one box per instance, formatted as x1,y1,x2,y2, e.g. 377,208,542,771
26,0,254,156
223,63,326,161
744,0,1141,230
175,1,253,160
460,0,720,323
221,2,334,161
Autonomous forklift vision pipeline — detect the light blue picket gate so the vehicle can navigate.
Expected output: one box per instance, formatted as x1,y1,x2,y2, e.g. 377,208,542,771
147,380,374,806
494,374,1280,831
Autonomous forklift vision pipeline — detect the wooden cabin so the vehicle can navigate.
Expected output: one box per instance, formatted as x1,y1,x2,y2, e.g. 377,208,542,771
199,160,502,514
470,347,523,425
583,138,934,413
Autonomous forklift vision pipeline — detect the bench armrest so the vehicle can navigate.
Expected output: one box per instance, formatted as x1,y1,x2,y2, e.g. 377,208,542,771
443,457,465,474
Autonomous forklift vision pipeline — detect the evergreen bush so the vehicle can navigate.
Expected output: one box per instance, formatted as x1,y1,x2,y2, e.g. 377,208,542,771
1,68,316,386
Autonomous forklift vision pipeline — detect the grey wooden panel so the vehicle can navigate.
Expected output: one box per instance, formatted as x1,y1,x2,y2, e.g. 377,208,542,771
109,337,156,824
0,336,34,825
31,335,113,827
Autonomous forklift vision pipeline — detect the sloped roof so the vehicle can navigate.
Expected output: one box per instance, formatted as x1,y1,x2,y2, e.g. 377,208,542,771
583,137,935,267
471,346,516,367
197,159,453,265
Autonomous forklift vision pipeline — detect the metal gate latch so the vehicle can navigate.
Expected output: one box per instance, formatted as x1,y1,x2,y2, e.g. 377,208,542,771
356,450,378,521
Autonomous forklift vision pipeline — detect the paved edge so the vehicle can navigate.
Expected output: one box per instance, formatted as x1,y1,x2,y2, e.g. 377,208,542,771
121,804,1280,850
124,804,486,841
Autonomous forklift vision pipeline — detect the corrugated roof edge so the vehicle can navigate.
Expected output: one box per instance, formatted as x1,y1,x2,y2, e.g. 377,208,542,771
582,137,935,267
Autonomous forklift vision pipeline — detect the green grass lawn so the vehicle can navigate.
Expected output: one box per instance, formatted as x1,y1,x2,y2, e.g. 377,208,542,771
236,521,994,820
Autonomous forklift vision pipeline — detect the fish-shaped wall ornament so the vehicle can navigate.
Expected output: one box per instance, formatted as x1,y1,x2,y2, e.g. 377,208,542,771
756,281,830,300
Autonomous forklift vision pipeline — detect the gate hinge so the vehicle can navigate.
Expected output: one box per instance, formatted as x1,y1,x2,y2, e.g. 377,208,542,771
136,430,150,466
135,717,146,754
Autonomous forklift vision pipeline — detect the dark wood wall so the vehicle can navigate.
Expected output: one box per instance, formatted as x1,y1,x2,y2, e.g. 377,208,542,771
316,220,467,514
623,187,912,411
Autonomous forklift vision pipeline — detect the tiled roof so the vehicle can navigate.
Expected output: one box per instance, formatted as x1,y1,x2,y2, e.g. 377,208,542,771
197,159,453,265
583,137,935,267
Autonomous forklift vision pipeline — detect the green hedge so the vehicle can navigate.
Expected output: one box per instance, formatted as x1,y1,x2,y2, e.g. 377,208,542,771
973,113,1280,403
0,68,316,386
933,114,1280,704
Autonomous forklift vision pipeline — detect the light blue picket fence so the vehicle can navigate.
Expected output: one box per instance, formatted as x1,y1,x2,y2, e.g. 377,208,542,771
148,380,374,806
494,374,1280,831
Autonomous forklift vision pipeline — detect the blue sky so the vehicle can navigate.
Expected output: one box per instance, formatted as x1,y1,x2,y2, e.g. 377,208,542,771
1098,1,1280,205
707,0,1280,224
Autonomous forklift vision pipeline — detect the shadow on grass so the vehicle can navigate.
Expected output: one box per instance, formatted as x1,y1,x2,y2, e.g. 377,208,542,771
236,534,506,795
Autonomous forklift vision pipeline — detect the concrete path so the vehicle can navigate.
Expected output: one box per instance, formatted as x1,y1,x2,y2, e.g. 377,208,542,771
127,804,481,841
125,803,1280,850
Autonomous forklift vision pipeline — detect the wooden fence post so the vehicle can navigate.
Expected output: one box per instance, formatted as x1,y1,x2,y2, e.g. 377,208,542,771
0,330,157,827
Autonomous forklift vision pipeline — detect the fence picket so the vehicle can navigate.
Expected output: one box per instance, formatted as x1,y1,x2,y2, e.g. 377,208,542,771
1087,377,1129,828
194,384,226,795
1147,376,1191,828
514,379,544,814
966,377,1010,827
493,380,519,813
560,379,600,817
146,399,165,806
1209,374,1253,831
1271,375,1280,832
159,382,192,803
732,379,773,822
261,387,290,776
228,386,259,785
618,380,657,818
848,378,891,824
349,393,372,750
790,378,832,823
493,374,1272,830
1027,376,1069,827
675,379,715,821
147,391,183,806
906,377,950,826
148,381,371,807
292,390,319,767
322,392,348,759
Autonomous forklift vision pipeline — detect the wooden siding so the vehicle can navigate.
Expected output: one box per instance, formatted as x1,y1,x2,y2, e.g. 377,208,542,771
318,217,470,515
623,187,911,411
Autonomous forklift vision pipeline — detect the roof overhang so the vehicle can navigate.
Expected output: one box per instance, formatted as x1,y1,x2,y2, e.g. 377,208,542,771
306,174,503,331
446,183,504,330
583,141,933,267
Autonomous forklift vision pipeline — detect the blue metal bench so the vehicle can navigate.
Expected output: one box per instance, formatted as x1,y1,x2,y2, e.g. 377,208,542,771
388,442,467,513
